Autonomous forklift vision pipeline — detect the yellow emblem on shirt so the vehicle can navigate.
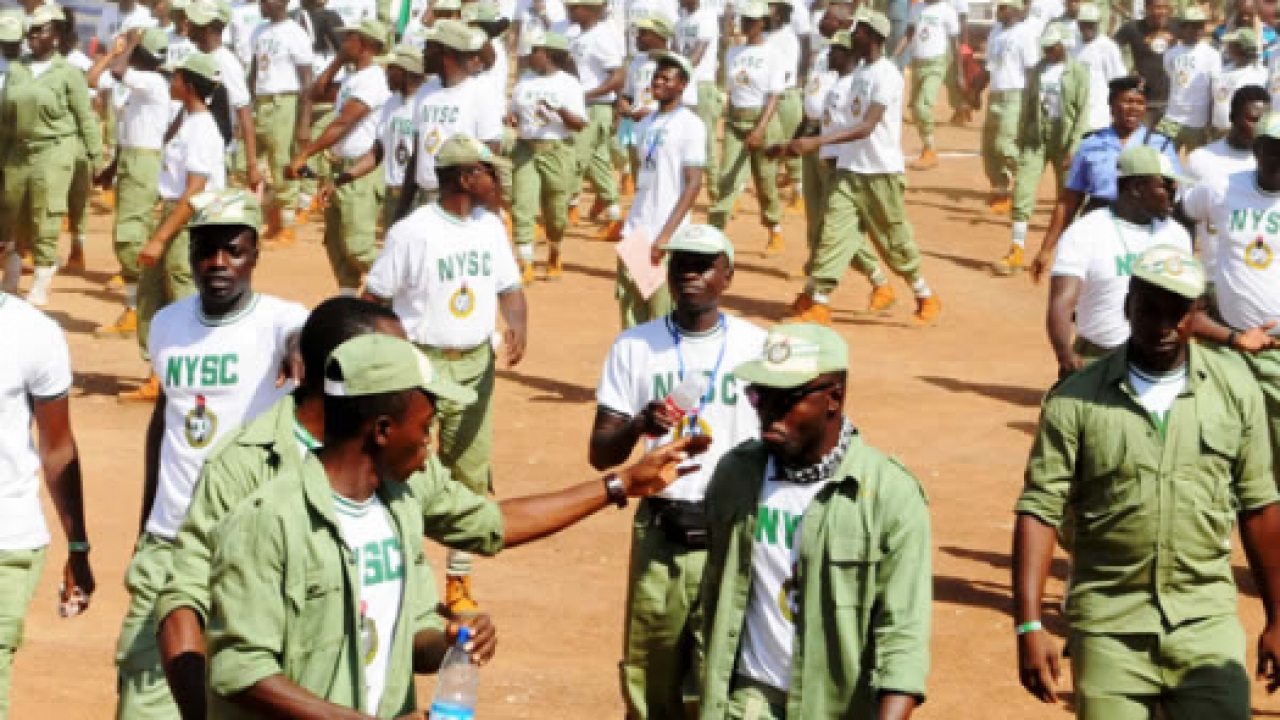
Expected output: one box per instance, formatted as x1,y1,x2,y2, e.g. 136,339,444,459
424,127,444,154
735,69,751,87
184,395,218,449
777,560,799,622
450,283,476,318
1247,237,1273,270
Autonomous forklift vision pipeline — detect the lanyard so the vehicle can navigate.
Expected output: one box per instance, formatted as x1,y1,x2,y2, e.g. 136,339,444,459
1109,212,1153,263
666,313,728,427
643,110,675,169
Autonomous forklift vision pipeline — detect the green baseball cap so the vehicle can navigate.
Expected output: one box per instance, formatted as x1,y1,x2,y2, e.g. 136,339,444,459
26,3,63,27
462,1,500,22
423,18,486,51
1224,27,1261,51
0,10,23,42
736,323,849,389
140,27,170,58
1178,5,1207,21
1131,245,1206,300
650,49,693,78
1076,2,1100,21
435,133,512,170
185,0,231,25
633,14,674,38
377,43,425,73
659,224,735,266
187,188,263,232
434,0,463,10
737,0,770,18
167,51,221,82
1040,24,1066,47
854,8,890,38
341,17,389,46
532,29,570,51
829,28,853,48
325,335,477,406
1259,111,1280,138
1117,145,1192,185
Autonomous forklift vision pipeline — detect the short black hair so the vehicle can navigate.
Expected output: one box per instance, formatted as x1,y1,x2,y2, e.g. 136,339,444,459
322,388,418,443
436,164,466,192
1230,84,1271,124
655,56,690,83
298,297,400,392
1108,76,1145,104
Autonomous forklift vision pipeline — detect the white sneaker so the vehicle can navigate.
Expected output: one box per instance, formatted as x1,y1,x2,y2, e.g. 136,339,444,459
27,266,55,307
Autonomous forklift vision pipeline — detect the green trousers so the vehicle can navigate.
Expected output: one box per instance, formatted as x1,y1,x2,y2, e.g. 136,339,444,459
616,260,674,330
1012,127,1072,223
68,148,90,240
136,208,195,355
696,82,723,204
114,148,162,284
802,155,881,283
114,534,178,720
708,109,783,229
620,499,707,720
1069,614,1249,720
775,88,803,187
573,103,619,206
512,138,575,247
3,139,76,268
300,105,334,203
982,90,1023,192
0,547,47,720
323,161,384,292
724,678,786,720
812,171,920,294
910,56,949,145
255,94,302,214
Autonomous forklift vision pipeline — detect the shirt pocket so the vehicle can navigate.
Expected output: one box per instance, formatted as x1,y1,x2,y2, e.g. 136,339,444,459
826,531,883,608
1075,432,1148,526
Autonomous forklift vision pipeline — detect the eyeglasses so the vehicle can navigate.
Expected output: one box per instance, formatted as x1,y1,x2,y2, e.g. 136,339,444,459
744,381,838,411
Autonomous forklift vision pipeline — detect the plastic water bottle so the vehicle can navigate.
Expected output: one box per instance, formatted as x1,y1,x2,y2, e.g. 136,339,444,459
429,627,479,720
649,374,709,436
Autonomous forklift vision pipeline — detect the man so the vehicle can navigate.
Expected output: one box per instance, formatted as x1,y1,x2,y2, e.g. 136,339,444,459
617,16,691,197
983,0,1040,214
894,0,961,170
765,0,805,211
1112,0,1176,127
700,322,931,719
1047,146,1191,377
287,17,390,296
1158,6,1216,152
364,135,528,614
0,291,95,720
566,0,626,237
1071,2,1124,132
208,333,703,719
1210,31,1267,141
675,0,721,203
114,189,309,720
591,224,767,719
617,53,706,328
1013,244,1280,719
187,0,263,193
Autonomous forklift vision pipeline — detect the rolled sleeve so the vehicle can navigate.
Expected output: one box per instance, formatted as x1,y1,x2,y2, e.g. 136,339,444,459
1015,395,1080,528
410,461,506,555
870,472,932,700
1233,368,1280,512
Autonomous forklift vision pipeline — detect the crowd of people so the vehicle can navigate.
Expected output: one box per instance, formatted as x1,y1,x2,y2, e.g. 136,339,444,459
4,0,1280,716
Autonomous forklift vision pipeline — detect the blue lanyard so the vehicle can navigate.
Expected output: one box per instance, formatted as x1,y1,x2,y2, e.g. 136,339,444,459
666,313,728,427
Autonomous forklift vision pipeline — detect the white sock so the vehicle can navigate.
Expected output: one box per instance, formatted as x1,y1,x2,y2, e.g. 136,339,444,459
923,136,934,150
606,204,622,221
337,287,358,297
771,224,782,233
28,265,56,305
1012,221,1028,248
518,244,534,262
911,278,933,298
125,283,138,309
869,267,888,287
812,291,830,305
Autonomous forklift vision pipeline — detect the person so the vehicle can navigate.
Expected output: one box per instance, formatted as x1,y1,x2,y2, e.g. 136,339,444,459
617,53,707,328
1046,145,1192,376
87,28,172,341
1112,0,1176,127
1210,29,1267,140
0,3,103,307
364,134,529,615
55,7,93,276
114,188,309,719
944,0,973,125
1026,76,1179,281
374,43,427,228
707,0,785,254
1157,6,1216,152
1071,2,1125,132
992,24,1090,276
0,12,16,294
765,0,805,212
783,10,942,326
675,0,721,204
0,290,95,720
167,0,198,64
293,0,346,213
1013,244,1280,720
207,332,704,718
590,224,766,720
894,0,961,170
513,0,571,61
617,15,689,205
700,322,931,719
983,0,1039,214
249,0,315,245
286,18,391,296
565,0,626,237
508,30,586,281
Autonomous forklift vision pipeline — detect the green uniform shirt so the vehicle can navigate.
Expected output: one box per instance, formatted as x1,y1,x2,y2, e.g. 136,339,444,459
1016,343,1278,633
700,434,932,719
157,394,506,627
1017,57,1090,157
0,55,102,165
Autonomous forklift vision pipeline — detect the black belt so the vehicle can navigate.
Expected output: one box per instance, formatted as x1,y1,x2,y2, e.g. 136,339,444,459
645,497,708,549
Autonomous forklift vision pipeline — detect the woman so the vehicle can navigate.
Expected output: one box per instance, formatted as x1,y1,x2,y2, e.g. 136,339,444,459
57,7,93,274
1025,75,1180,280
0,3,102,307
123,52,232,402
508,30,586,282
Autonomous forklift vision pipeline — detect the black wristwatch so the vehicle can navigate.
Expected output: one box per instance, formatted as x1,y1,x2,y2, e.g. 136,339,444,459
1227,330,1240,350
603,473,628,509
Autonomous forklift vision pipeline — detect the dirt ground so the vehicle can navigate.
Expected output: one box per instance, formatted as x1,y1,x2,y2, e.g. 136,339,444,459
9,111,1280,720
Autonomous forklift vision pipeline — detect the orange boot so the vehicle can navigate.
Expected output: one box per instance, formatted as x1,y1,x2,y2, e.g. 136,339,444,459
909,147,939,170
119,373,161,403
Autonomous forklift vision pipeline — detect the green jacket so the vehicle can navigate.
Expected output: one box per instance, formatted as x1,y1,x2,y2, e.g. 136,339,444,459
0,55,102,166
1017,58,1090,157
1016,343,1278,634
157,394,506,626
700,434,932,719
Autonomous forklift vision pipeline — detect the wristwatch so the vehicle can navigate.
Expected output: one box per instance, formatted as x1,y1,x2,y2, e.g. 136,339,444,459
603,473,628,509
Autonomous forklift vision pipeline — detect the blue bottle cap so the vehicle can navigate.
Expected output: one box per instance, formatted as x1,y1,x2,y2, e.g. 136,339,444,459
456,625,471,645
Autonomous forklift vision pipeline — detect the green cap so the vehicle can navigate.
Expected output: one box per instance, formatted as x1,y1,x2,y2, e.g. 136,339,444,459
737,0,770,18
1040,23,1066,47
140,27,170,58
828,28,853,48
1117,145,1192,184
659,224,735,265
185,0,231,25
650,49,693,78
1224,27,1261,50
531,29,570,51
1259,111,1280,138
341,17,389,46
854,8,891,38
633,14,674,38
0,10,24,42
996,0,1025,8
325,335,476,405
170,0,192,11
434,0,463,10
423,18,486,51
1131,245,1206,300
167,50,221,82
735,323,850,389
462,1,500,22
377,42,425,73
1179,5,1206,21
435,133,512,170
187,188,262,232
1076,2,1100,21
26,3,63,27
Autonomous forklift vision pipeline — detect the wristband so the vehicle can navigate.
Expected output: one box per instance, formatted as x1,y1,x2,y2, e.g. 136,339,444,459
68,541,91,553
603,472,628,509
1015,620,1043,635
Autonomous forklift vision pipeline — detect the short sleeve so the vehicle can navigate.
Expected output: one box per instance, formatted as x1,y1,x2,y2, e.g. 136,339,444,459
349,71,390,112
472,84,504,142
219,54,251,109
491,222,522,293
365,221,406,299
1182,176,1224,223
563,75,588,117
868,66,898,108
185,123,226,178
945,8,959,35
767,49,787,93
274,302,309,353
25,313,72,400
122,69,165,101
1064,147,1091,193
289,26,315,66
596,338,640,416
680,114,707,167
1050,221,1091,279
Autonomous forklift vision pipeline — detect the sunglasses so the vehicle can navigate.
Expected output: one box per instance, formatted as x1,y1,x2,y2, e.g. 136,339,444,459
745,381,838,411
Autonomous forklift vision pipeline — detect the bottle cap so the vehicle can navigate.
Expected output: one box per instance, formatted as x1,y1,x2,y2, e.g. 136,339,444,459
456,625,471,645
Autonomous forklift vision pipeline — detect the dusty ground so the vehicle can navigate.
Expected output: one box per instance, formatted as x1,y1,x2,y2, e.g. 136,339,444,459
9,111,1280,720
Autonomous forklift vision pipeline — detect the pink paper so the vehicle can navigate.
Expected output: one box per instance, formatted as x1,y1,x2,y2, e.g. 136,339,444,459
615,226,666,300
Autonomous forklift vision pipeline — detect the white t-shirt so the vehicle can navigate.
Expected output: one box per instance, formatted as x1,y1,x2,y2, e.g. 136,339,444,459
839,57,905,175
251,20,315,95
334,64,391,159
724,43,785,109
819,71,856,163
738,464,831,691
595,314,766,501
511,69,588,140
624,53,699,116
1186,140,1256,281
159,111,228,200
409,76,504,189
1025,0,1064,32
1128,363,1187,428
213,47,252,111
333,491,404,717
1183,170,1280,332
378,92,416,187
228,1,265,67
0,294,72,551
908,1,959,61
366,204,522,349
571,21,626,103
65,50,92,73
328,0,378,26
766,27,802,88
96,3,157,44
1039,62,1065,119
1211,64,1268,130
1073,35,1126,130
168,36,198,66
676,5,719,84
1050,209,1193,349
803,49,836,122
986,21,1039,92
624,106,707,237
515,0,570,56
478,37,510,98
118,69,170,151
1163,41,1220,128
145,294,308,539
